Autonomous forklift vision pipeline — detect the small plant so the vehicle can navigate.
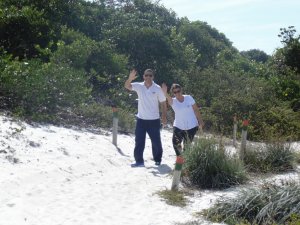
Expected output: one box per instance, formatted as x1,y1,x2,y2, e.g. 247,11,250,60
182,137,248,189
156,189,188,207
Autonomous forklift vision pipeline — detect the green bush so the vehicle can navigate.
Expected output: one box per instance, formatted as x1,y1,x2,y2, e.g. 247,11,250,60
182,138,247,189
205,182,300,225
250,105,300,141
0,59,91,117
244,142,295,173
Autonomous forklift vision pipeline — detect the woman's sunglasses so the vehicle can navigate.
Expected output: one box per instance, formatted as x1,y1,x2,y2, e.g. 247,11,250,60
144,74,153,77
173,90,181,94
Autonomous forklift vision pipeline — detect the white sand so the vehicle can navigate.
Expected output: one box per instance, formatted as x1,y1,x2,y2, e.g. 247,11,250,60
1,114,299,225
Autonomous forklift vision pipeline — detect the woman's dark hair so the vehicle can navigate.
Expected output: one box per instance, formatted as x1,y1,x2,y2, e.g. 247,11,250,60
170,83,182,92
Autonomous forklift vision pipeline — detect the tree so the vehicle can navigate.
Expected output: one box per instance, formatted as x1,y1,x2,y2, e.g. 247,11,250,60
0,3,55,59
277,26,300,73
178,21,232,68
240,49,270,63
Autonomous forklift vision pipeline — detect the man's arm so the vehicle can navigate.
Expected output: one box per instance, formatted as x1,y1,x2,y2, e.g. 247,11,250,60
124,69,138,91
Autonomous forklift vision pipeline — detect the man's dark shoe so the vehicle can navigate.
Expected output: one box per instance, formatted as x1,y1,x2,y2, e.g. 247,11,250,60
155,161,161,166
131,162,145,168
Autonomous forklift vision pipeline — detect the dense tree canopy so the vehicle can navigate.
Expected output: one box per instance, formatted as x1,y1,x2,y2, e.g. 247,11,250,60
1,0,299,140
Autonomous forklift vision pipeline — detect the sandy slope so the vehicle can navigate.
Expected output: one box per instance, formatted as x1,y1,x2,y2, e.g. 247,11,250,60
1,115,299,225
0,115,225,225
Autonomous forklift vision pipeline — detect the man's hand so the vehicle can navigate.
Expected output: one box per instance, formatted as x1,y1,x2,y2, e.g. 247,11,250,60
125,69,138,90
128,69,138,81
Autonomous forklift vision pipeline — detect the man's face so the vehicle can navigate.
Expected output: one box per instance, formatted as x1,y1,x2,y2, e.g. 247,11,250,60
143,73,154,81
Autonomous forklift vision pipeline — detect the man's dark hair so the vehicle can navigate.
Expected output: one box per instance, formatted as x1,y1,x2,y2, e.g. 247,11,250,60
144,69,154,76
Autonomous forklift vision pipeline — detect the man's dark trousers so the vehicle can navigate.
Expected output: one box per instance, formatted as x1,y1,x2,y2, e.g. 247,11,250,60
134,118,163,164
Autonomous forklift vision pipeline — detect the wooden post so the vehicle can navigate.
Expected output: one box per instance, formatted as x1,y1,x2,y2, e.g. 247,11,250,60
171,156,184,191
112,106,118,146
240,115,249,160
233,114,237,147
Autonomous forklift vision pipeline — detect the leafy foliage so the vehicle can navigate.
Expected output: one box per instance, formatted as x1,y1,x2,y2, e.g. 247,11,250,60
250,105,300,140
241,49,270,63
0,58,90,116
0,0,299,140
277,26,300,73
0,3,55,59
179,21,232,68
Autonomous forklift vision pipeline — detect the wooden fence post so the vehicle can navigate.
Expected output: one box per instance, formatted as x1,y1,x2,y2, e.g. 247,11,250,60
112,105,118,146
233,114,237,147
171,156,184,191
240,115,249,160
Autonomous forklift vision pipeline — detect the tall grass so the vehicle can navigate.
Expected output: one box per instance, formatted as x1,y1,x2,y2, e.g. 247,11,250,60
182,137,248,189
205,182,300,225
244,142,295,173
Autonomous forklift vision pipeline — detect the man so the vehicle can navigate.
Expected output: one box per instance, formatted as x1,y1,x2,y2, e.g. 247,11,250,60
125,69,167,167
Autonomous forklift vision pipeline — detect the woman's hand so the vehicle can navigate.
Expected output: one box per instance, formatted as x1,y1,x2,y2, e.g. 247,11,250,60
161,83,168,95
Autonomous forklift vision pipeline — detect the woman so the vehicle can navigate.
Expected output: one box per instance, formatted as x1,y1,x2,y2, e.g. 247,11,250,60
162,83,204,156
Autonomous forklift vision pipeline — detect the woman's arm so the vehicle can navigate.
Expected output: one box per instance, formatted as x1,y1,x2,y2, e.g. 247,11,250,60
192,103,204,128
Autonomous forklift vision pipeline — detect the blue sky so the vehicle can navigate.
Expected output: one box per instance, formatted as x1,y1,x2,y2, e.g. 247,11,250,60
158,0,300,55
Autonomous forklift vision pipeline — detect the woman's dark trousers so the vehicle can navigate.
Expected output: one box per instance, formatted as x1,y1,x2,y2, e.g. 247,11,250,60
172,126,198,156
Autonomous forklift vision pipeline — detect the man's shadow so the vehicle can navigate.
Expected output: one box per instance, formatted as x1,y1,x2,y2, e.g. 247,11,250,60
148,164,173,176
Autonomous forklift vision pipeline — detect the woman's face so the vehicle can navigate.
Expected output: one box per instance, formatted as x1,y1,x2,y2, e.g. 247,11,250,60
172,88,182,97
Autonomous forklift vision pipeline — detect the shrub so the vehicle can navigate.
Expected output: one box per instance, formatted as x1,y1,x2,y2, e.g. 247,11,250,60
250,105,300,141
0,59,91,116
182,138,247,189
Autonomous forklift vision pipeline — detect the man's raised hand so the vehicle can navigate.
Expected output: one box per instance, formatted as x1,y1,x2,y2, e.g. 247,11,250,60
129,69,138,81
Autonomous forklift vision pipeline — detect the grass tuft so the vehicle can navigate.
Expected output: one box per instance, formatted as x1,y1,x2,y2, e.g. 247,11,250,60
156,189,189,207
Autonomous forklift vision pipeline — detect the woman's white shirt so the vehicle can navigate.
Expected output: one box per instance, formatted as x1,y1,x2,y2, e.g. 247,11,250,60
172,95,198,130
